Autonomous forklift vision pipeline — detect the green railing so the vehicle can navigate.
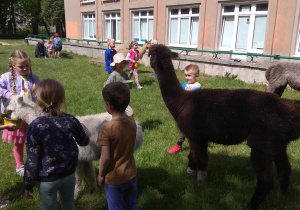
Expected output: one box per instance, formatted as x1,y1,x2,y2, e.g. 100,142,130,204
27,34,300,62
168,47,300,62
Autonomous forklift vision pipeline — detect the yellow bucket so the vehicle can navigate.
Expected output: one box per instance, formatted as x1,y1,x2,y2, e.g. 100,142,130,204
4,118,23,129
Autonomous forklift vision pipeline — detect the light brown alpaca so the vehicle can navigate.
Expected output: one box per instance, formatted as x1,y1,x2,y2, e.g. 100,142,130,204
115,40,152,59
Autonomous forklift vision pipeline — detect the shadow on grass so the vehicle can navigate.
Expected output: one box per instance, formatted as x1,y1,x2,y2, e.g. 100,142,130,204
140,79,155,87
140,119,163,131
60,52,74,59
1,181,24,202
138,70,153,74
137,153,300,210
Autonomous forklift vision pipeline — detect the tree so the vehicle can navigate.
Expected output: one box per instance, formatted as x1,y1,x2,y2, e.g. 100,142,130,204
41,0,65,37
19,0,41,35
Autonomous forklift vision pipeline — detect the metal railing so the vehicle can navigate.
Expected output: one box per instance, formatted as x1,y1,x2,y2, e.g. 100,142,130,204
27,34,300,62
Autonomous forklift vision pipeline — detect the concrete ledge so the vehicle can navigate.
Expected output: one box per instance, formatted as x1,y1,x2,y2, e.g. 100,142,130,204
25,37,278,85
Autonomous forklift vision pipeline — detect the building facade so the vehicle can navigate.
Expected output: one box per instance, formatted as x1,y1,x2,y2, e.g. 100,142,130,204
64,0,300,57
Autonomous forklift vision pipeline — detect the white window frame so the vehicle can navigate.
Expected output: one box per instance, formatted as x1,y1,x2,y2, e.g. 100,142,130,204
219,3,268,53
82,13,96,40
104,12,121,42
132,10,154,44
295,21,300,56
81,0,95,4
168,7,200,48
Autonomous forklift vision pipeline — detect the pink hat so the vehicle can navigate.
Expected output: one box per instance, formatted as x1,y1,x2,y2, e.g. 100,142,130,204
55,33,59,37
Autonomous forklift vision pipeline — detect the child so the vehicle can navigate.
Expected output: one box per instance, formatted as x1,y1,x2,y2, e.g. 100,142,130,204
35,39,46,58
104,53,133,116
168,64,201,154
0,50,40,176
24,79,90,209
105,39,117,74
127,41,143,89
105,53,130,85
97,82,138,210
53,33,62,58
46,39,54,58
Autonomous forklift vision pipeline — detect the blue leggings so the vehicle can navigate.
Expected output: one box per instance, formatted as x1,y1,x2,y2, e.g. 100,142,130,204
105,176,137,210
38,173,76,210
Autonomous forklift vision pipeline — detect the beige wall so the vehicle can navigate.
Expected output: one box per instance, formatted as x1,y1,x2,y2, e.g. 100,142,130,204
64,0,300,57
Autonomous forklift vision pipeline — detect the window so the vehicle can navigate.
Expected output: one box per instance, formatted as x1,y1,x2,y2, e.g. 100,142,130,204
132,10,153,43
104,12,121,42
220,3,268,52
169,7,199,47
83,14,96,39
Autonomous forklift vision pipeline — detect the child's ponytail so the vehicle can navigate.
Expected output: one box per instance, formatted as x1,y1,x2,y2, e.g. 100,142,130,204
9,58,17,94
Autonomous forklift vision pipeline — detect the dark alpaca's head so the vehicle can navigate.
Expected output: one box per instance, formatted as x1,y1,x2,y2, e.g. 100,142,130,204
148,44,178,76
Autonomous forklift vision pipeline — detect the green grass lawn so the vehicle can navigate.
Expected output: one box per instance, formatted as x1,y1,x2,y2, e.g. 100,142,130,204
0,40,300,210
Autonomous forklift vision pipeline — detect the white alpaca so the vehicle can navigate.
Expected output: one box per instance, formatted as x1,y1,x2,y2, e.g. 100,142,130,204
4,95,144,199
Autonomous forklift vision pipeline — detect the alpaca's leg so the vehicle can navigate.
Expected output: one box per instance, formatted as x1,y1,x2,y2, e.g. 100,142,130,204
83,161,97,193
187,141,208,180
273,84,287,97
248,148,274,210
74,161,85,200
274,149,291,191
267,82,287,97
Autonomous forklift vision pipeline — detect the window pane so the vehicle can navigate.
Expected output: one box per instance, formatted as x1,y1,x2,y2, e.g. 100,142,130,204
117,13,120,17
84,20,88,38
93,20,96,38
89,14,93,18
221,16,234,48
190,17,199,45
179,18,189,44
181,9,189,15
192,8,199,14
239,5,251,12
117,20,120,40
134,12,139,17
149,19,153,41
111,13,116,17
171,9,178,15
112,20,116,39
105,13,110,18
141,19,147,40
133,19,139,41
149,10,153,16
106,20,111,39
170,18,178,44
141,11,147,16
256,3,268,11
236,16,250,49
89,20,93,38
252,16,267,49
224,5,235,13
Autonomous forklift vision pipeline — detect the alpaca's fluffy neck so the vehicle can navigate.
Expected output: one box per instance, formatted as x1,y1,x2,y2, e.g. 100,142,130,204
139,45,148,58
156,64,186,118
18,100,43,124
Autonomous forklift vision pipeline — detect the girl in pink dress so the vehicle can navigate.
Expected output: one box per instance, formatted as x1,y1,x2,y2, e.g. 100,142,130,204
0,50,40,176
126,41,143,89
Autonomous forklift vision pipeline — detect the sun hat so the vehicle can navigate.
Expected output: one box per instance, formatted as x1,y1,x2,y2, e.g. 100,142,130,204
55,33,59,37
110,53,130,67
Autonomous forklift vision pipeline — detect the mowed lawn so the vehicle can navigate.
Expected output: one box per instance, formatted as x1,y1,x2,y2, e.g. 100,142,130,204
0,40,300,210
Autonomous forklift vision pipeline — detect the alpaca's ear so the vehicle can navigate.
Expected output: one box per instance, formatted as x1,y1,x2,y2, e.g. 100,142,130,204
16,96,23,108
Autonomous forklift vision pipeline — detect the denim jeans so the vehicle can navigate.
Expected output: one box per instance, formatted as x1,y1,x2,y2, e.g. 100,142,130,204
105,176,137,210
38,173,76,210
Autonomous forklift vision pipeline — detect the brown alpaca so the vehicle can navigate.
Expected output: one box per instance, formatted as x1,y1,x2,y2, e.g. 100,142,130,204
115,40,152,59
266,62,300,97
149,44,300,210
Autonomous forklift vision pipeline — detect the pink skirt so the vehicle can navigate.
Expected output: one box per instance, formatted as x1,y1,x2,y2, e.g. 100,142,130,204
2,123,28,144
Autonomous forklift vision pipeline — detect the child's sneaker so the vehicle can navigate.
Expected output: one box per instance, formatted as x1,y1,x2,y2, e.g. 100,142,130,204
168,144,182,154
137,86,143,89
16,165,24,176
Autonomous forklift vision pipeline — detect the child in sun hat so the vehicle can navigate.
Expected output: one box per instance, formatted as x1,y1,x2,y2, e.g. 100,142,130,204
104,53,134,116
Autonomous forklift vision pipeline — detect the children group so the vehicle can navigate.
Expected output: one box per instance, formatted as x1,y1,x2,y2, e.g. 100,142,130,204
34,33,62,59
0,38,202,209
